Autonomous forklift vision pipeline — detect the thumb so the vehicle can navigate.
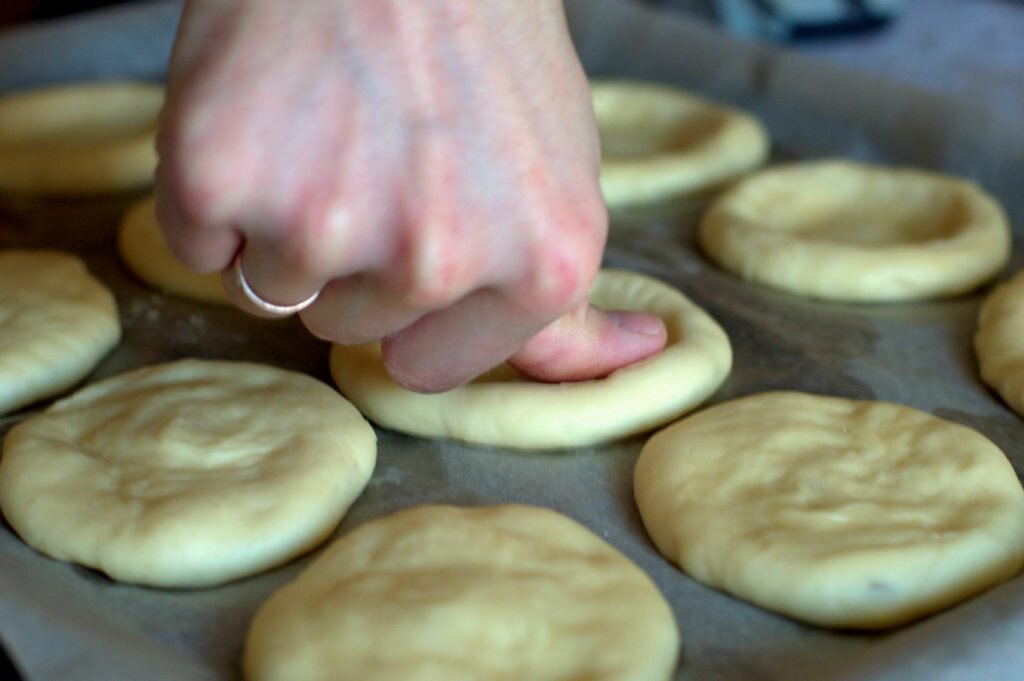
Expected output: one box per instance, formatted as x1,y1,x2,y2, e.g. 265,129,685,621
509,300,667,383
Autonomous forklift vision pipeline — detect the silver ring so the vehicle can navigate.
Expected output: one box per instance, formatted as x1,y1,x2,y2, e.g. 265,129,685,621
232,253,320,316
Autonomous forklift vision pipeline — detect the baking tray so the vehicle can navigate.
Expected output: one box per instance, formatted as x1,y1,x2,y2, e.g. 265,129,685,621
1,1,1023,680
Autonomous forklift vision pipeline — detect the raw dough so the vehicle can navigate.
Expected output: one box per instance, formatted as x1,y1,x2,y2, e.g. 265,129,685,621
0,81,162,194
634,391,1024,629
118,195,230,304
330,269,732,449
975,269,1024,417
243,504,680,681
0,250,120,415
0,359,376,588
698,160,1011,302
592,79,768,209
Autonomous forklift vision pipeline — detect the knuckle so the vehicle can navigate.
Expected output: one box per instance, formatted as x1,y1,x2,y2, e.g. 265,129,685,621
403,269,472,308
523,251,595,315
156,148,230,232
399,226,481,309
520,218,604,314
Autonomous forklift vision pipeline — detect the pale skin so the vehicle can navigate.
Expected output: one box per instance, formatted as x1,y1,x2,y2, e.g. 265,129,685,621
156,0,667,393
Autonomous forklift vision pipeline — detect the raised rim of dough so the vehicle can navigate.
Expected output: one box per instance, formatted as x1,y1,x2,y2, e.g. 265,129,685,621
698,160,1011,302
634,391,1024,629
0,81,163,194
118,195,230,304
975,269,1024,417
0,250,120,415
0,359,376,588
243,504,680,681
329,269,732,449
592,79,769,210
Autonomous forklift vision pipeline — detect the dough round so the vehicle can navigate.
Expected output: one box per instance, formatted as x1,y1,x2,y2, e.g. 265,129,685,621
118,195,230,304
0,359,376,588
634,391,1024,629
0,81,162,194
243,504,680,681
0,250,120,415
975,269,1024,417
698,160,1011,302
592,79,768,209
329,269,732,449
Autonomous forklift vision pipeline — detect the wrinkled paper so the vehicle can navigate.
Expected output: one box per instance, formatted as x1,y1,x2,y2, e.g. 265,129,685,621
1,1,1022,679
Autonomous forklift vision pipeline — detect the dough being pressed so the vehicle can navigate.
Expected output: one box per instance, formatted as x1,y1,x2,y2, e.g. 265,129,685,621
0,250,120,415
330,269,732,449
592,79,768,210
0,81,163,194
975,269,1024,417
698,160,1011,302
244,504,680,681
118,195,230,304
634,391,1024,629
0,359,376,588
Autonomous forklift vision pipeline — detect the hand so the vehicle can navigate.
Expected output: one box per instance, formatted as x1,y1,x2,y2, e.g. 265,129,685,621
156,0,666,392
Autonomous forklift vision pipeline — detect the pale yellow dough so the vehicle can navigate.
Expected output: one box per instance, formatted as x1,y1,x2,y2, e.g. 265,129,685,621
975,270,1024,417
0,81,162,194
244,504,680,681
592,79,768,209
698,160,1011,302
0,250,120,415
330,269,732,449
0,360,376,588
118,195,230,304
634,391,1024,629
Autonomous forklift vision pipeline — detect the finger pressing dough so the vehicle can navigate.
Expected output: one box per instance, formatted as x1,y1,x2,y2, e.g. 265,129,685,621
592,79,768,210
975,269,1024,417
118,195,230,304
698,160,1011,302
0,81,162,194
329,269,732,449
634,391,1024,629
244,504,680,681
0,359,376,588
0,250,120,415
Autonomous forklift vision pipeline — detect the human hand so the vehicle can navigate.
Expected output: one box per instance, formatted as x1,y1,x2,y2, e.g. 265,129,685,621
156,0,666,392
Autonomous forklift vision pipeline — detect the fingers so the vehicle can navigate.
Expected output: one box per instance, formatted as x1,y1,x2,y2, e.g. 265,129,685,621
380,293,667,394
153,172,240,274
381,288,548,393
299,275,426,345
219,251,320,319
224,233,332,313
509,300,668,383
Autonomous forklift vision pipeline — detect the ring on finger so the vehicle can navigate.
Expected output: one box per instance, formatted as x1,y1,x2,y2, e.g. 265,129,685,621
231,252,320,316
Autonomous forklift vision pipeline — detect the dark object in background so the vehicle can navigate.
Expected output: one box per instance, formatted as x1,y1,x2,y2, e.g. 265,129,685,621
0,639,24,681
0,0,137,27
649,0,904,42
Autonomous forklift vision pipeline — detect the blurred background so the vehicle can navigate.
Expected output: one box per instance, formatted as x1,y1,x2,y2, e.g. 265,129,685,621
640,0,1023,120
1,0,1021,119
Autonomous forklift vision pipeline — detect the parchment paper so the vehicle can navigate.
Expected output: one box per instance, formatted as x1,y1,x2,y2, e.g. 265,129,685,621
1,2,1022,680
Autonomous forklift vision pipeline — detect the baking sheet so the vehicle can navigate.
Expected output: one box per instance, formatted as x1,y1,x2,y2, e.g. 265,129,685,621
2,1,1023,680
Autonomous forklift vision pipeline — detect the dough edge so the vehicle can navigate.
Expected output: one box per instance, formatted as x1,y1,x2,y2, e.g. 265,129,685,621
330,269,732,448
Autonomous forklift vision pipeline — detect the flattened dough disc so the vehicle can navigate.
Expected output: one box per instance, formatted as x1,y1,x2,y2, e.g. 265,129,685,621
0,359,376,588
0,81,163,194
244,504,680,681
634,391,1024,629
0,250,120,415
593,79,768,209
330,269,732,449
975,269,1024,417
118,195,230,304
698,160,1011,302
